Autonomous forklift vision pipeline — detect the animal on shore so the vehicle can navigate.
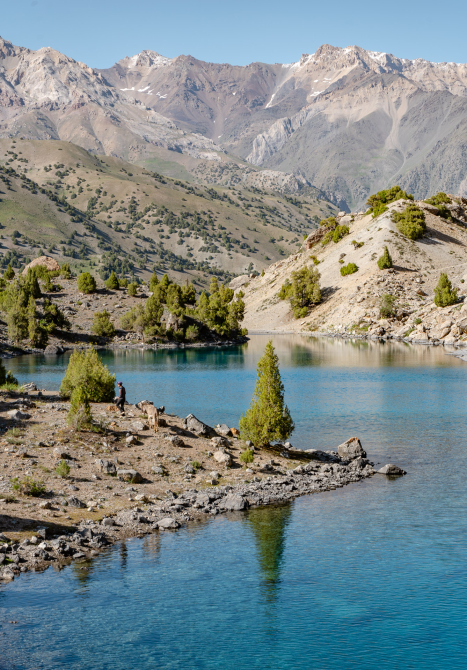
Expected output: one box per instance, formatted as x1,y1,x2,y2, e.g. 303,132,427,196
137,400,165,433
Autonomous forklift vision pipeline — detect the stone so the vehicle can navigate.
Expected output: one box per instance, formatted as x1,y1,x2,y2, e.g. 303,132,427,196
132,421,147,431
377,464,407,476
183,413,214,437
125,435,137,445
157,517,180,529
38,501,52,509
213,450,232,466
211,436,230,448
67,496,86,508
216,424,232,437
7,409,31,421
54,448,71,459
117,469,143,483
44,344,65,355
96,459,117,475
221,494,249,511
36,527,47,540
337,437,366,460
135,494,149,502
210,471,220,480
22,256,60,275
101,517,115,527
166,435,185,448
152,465,165,475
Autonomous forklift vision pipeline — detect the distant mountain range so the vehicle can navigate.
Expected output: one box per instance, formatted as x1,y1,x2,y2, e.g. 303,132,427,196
1,37,467,210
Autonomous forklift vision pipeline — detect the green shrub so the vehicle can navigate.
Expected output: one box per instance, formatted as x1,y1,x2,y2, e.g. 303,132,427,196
379,294,397,318
60,348,116,401
149,273,159,292
91,310,116,338
310,255,320,265
332,225,349,243
239,340,294,447
191,460,202,472
367,186,414,216
434,273,457,307
414,318,422,325
127,282,138,297
239,449,254,464
105,271,119,290
185,324,199,341
77,272,96,294
67,385,93,430
279,267,321,318
377,246,393,269
392,205,426,240
0,359,18,387
11,476,45,496
55,459,71,478
119,277,128,288
351,240,364,249
60,263,72,279
340,263,358,276
4,263,15,280
41,298,70,333
319,216,337,228
424,192,450,206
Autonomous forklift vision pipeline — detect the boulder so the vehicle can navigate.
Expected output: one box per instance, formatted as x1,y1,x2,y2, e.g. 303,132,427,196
125,435,137,445
166,435,185,448
216,424,232,437
157,517,180,529
211,436,230,449
44,344,65,355
213,450,232,466
96,459,117,475
67,496,86,509
132,421,147,431
337,437,366,460
101,517,115,527
22,256,60,276
152,465,166,475
221,494,249,511
377,464,406,476
183,413,214,436
117,469,143,483
7,409,31,421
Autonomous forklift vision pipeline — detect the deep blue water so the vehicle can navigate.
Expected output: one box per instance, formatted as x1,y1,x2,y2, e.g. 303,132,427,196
1,335,467,669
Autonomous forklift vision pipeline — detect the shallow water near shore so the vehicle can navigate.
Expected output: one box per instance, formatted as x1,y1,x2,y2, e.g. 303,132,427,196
2,335,467,669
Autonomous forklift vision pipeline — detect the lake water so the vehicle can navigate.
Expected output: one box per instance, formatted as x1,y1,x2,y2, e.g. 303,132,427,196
1,336,467,669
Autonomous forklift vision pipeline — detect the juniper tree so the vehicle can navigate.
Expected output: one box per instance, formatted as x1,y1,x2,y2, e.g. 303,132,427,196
105,271,119,290
67,386,93,430
239,340,294,447
434,273,457,307
60,348,115,401
4,263,15,280
77,272,96,294
377,246,393,270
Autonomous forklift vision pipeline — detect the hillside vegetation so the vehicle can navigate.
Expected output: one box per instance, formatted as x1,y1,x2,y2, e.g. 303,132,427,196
234,188,467,347
0,139,336,290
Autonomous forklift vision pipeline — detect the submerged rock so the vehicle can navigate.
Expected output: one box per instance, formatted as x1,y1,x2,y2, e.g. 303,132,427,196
377,464,406,476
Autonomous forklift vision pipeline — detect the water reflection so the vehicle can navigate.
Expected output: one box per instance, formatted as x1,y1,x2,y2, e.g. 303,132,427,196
247,504,292,603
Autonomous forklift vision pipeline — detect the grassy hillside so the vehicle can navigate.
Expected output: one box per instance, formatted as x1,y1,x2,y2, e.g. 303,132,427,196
0,139,336,289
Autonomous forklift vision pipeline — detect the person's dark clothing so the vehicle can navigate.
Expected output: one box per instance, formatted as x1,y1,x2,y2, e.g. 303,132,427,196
115,385,126,413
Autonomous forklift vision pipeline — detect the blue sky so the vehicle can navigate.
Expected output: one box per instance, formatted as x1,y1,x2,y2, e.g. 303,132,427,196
4,0,467,68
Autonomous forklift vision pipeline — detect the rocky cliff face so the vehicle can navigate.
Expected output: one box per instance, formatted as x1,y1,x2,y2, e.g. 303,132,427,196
2,36,467,208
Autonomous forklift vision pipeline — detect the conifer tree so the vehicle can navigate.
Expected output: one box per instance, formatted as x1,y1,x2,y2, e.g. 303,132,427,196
239,340,294,447
377,246,393,270
105,271,119,290
4,263,15,280
67,386,92,430
434,273,458,307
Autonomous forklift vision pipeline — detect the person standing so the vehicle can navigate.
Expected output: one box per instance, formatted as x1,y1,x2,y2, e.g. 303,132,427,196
115,381,126,415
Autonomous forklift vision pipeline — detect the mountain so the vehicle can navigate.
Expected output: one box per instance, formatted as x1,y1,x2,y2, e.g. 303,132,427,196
101,45,467,210
2,36,467,211
0,138,334,287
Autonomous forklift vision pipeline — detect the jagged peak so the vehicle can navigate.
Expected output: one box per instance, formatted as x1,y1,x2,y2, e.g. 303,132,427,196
117,50,173,70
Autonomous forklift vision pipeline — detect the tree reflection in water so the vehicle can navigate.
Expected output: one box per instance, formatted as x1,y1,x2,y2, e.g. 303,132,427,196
247,503,292,603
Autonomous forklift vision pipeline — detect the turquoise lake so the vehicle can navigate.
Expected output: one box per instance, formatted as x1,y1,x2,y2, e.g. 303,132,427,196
1,335,467,669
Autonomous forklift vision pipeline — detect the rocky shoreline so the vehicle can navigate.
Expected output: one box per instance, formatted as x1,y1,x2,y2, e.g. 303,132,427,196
0,409,404,583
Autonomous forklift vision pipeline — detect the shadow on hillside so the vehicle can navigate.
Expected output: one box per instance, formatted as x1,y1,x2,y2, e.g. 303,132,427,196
422,228,465,247
0,513,75,535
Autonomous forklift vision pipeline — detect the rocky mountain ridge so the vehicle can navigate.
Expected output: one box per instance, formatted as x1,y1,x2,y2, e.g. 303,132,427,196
1,36,467,209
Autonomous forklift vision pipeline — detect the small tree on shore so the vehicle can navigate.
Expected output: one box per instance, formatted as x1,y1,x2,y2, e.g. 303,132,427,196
92,310,116,338
377,246,393,270
434,273,457,307
239,340,294,447
67,386,93,430
60,348,115,401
